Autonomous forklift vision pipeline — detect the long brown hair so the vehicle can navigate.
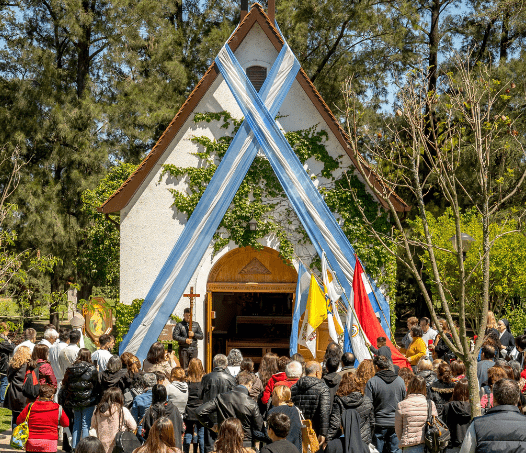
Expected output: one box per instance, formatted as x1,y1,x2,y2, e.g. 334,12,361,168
28,344,50,369
146,342,166,365
452,378,469,401
136,417,176,453
121,352,141,377
214,418,246,453
356,359,375,385
75,348,92,364
187,358,205,383
258,353,279,387
96,387,124,416
337,372,365,396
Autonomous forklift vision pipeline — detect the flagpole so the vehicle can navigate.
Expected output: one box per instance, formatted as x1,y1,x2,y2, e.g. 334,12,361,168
355,255,399,349
320,251,373,358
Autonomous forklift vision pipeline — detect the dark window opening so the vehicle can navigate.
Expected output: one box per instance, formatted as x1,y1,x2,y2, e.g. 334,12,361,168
246,66,267,92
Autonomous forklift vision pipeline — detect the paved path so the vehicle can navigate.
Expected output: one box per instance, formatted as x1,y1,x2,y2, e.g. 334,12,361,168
0,429,68,452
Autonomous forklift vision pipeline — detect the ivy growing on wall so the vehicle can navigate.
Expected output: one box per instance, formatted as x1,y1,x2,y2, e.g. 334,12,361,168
160,112,396,319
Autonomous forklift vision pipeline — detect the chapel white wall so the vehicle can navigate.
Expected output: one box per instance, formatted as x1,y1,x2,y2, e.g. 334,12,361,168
119,23,380,361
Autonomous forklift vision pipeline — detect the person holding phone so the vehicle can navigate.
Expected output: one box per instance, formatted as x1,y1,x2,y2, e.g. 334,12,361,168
173,308,204,370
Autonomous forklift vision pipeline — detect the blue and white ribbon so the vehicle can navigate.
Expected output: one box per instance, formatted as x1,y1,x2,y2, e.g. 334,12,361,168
120,44,301,361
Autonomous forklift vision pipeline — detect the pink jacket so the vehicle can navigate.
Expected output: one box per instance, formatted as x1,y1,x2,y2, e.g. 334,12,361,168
395,393,437,448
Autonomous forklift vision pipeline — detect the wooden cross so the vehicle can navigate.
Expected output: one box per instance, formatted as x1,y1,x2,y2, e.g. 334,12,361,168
183,287,200,331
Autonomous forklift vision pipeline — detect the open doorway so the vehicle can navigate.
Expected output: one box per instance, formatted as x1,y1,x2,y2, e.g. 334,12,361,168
211,291,293,368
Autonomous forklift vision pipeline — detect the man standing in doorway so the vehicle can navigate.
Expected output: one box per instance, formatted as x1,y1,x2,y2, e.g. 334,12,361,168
173,307,204,370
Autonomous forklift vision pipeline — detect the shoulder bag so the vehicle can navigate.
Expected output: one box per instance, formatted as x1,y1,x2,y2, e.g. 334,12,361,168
424,400,450,453
296,406,320,453
112,408,142,453
10,403,33,450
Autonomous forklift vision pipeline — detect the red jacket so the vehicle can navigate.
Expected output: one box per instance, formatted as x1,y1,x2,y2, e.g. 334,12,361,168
262,372,288,404
17,400,69,441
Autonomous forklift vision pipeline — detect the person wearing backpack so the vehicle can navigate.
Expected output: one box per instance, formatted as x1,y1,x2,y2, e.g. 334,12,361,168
90,387,137,453
60,348,101,448
395,375,438,452
27,344,57,391
16,384,69,452
4,345,32,428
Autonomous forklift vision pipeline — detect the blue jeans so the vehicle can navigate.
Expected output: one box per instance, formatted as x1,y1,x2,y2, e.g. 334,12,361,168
72,405,95,448
373,426,400,453
0,374,8,404
184,421,205,453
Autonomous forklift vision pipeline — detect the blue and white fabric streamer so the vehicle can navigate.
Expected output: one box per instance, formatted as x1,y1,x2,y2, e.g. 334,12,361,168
290,262,310,356
120,25,390,361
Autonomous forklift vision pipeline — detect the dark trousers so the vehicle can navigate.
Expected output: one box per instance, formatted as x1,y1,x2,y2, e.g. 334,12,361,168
180,347,198,370
204,427,217,453
373,426,400,453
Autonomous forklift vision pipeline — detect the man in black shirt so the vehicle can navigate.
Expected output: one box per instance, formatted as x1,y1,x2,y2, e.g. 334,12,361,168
173,307,204,369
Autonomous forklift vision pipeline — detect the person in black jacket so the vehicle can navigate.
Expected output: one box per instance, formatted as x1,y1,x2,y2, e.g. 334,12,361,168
142,384,183,449
442,378,471,451
197,371,264,450
323,356,342,409
291,361,330,445
173,307,204,370
327,371,374,444
184,357,205,453
3,345,31,427
59,348,101,448
261,412,300,453
429,362,455,416
0,322,14,405
100,355,131,395
199,354,236,453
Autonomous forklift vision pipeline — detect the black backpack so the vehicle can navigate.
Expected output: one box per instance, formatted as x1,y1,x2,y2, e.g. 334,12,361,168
22,363,42,399
112,409,142,453
424,400,450,453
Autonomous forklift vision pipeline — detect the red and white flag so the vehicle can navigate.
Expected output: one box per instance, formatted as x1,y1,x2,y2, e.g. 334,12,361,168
353,259,410,369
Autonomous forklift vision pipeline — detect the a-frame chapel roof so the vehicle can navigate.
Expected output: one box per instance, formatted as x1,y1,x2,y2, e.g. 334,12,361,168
99,3,409,214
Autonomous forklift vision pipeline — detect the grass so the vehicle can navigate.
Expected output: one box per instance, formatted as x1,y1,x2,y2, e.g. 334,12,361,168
0,407,11,432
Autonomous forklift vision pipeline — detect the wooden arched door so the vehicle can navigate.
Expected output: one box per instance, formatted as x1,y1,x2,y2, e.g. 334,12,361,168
205,246,297,370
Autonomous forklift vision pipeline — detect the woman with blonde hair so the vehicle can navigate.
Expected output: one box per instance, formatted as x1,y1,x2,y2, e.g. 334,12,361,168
415,358,436,389
213,418,254,453
4,345,32,427
486,311,498,335
267,385,302,451
133,416,181,453
184,358,205,453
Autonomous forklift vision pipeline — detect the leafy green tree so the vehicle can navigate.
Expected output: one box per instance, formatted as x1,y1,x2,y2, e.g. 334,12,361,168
409,208,526,331
79,163,138,299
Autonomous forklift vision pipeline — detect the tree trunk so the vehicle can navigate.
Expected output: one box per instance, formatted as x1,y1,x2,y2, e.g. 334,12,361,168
499,11,510,62
465,354,482,417
49,273,61,329
428,0,440,96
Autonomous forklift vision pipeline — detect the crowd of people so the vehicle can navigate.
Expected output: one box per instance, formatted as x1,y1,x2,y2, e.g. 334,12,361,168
0,310,526,453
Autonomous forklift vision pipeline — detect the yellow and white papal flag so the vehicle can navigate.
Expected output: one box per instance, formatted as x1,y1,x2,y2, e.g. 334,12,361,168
322,252,344,343
298,275,327,358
